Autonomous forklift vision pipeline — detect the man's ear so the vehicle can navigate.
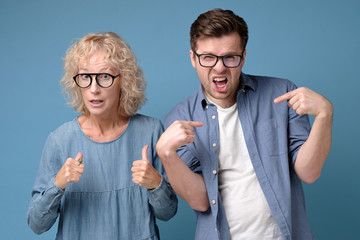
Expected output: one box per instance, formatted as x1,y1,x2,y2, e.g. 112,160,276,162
190,49,196,68
241,49,247,68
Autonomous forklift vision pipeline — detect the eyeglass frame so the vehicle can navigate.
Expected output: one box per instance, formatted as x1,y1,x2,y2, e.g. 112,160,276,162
73,73,120,88
192,50,244,68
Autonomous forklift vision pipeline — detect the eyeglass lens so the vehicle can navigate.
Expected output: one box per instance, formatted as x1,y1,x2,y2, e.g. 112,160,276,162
199,55,241,68
75,74,114,88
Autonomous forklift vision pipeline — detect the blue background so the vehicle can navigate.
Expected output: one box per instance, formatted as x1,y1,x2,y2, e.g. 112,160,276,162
1,0,359,239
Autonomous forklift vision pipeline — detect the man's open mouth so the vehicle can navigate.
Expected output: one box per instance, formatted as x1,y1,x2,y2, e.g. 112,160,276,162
213,77,227,88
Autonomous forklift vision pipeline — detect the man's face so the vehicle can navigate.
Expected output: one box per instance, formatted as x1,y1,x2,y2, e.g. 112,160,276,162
190,32,246,108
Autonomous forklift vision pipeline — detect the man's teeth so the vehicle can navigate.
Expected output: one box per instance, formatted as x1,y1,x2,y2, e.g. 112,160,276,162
213,78,227,87
214,77,227,82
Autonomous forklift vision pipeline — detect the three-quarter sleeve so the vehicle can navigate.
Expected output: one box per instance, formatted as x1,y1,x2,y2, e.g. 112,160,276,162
148,176,178,221
147,120,178,221
27,133,64,234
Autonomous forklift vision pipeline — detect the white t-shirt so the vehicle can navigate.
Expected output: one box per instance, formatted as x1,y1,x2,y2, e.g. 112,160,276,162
216,102,281,239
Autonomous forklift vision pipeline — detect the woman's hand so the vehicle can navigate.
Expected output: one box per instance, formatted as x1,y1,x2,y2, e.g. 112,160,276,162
131,145,161,190
54,152,84,190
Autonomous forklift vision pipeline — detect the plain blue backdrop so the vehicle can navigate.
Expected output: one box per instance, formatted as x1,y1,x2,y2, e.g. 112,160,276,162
1,0,359,239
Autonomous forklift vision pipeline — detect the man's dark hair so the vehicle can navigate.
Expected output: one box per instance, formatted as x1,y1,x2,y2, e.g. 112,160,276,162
190,8,249,51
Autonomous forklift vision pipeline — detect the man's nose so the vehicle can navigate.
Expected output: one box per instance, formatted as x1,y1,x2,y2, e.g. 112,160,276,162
213,58,227,73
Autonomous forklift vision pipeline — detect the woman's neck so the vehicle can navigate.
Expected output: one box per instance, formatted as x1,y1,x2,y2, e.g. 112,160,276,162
78,113,130,142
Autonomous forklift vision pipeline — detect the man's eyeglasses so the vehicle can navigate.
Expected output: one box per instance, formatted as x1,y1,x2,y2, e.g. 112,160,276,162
73,73,120,88
193,51,243,68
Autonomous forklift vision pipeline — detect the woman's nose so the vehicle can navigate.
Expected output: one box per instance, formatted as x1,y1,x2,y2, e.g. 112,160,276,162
89,77,101,94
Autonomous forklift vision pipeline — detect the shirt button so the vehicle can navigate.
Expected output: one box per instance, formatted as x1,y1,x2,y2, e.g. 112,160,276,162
211,199,216,205
212,115,216,119
206,105,209,109
212,170,217,175
243,89,246,93
212,143,217,147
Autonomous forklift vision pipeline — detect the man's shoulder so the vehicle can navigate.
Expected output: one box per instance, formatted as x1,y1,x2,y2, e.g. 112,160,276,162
164,89,203,127
244,73,296,90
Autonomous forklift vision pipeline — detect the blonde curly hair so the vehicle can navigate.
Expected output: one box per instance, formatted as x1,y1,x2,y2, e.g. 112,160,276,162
60,32,146,117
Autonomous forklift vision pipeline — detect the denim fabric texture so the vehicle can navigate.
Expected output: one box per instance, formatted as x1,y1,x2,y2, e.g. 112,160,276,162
164,73,313,240
27,114,178,240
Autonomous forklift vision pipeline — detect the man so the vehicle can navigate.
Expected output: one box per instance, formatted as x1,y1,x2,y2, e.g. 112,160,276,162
156,8,333,240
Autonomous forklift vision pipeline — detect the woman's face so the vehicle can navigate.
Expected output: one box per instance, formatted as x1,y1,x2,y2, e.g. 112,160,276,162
77,51,121,118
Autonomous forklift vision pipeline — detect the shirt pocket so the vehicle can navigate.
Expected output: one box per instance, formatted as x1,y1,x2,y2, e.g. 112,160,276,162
256,117,288,156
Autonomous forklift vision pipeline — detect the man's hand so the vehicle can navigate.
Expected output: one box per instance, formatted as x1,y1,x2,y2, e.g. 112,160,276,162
274,87,333,118
55,152,84,190
132,145,161,190
156,120,204,157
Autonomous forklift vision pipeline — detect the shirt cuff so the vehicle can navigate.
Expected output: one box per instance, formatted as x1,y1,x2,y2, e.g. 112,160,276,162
50,177,65,195
40,178,64,208
149,175,164,194
148,175,172,203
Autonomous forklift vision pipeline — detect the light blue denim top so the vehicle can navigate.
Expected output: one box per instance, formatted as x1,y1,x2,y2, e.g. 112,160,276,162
164,73,313,240
28,114,178,240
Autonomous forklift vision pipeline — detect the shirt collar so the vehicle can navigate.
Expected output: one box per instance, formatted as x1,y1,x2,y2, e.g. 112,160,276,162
240,72,256,91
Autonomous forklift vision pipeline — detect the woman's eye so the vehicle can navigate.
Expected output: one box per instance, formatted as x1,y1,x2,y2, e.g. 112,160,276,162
81,74,90,80
100,74,110,80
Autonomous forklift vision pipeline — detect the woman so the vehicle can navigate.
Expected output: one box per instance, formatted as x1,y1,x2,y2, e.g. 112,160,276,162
27,32,177,239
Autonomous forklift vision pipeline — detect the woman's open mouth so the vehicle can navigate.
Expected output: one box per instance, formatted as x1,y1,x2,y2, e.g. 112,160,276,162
90,100,104,106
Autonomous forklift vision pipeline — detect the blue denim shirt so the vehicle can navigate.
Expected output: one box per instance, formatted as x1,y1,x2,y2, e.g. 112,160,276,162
164,73,313,240
27,114,178,240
